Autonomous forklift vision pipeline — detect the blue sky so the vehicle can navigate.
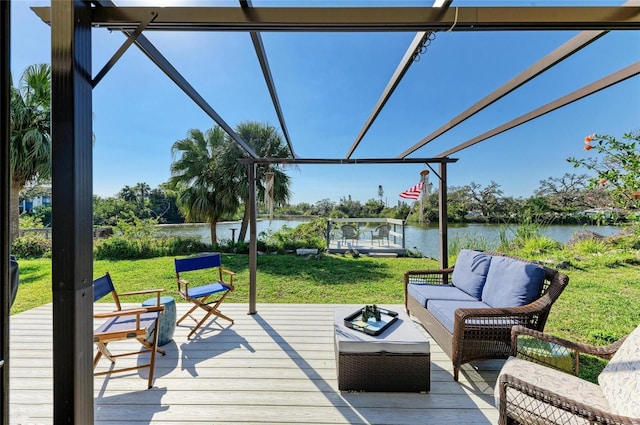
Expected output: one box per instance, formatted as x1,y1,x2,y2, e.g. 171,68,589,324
11,1,640,205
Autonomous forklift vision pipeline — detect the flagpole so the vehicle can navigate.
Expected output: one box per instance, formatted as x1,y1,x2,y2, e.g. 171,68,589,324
419,170,429,224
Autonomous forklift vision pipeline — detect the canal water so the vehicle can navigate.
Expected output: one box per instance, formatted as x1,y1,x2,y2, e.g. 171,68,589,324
156,220,621,258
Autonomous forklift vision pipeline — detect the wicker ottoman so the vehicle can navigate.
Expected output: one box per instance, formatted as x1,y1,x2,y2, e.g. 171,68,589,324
334,307,430,392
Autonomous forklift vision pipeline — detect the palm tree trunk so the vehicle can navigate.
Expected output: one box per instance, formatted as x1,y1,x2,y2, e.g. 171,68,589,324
238,206,250,243
10,183,22,244
210,219,218,246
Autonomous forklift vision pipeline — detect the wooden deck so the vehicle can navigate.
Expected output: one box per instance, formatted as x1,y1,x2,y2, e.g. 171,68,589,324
9,303,502,424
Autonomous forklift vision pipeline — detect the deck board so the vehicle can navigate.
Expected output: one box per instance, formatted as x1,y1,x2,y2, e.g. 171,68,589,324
9,303,501,424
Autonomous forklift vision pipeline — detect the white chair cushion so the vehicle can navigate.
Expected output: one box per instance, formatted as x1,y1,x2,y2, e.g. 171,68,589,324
496,356,610,424
598,324,640,418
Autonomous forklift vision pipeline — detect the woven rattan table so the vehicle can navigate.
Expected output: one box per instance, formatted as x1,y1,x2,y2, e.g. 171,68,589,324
334,307,430,392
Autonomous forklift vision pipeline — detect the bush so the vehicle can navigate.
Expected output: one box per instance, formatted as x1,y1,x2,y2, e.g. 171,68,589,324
519,236,562,256
11,235,52,258
448,232,493,255
94,236,208,260
257,218,327,253
571,238,608,255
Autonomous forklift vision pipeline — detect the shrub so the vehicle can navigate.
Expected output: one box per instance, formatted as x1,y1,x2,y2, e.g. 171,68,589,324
94,236,208,260
258,218,327,253
11,235,52,258
448,232,493,255
519,236,562,256
571,238,608,255
569,131,640,230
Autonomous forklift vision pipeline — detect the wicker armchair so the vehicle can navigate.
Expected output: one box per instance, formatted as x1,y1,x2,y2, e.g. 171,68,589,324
496,325,640,425
404,252,569,381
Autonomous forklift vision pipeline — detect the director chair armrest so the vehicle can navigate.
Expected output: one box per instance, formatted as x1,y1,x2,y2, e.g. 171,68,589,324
94,307,151,319
118,288,165,297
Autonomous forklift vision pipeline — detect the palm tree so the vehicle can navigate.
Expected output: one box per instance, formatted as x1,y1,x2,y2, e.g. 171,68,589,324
226,121,292,242
169,127,239,245
10,64,51,243
118,185,138,202
133,182,151,207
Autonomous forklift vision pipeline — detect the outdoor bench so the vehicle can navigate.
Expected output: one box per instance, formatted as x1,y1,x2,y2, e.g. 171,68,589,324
404,249,569,381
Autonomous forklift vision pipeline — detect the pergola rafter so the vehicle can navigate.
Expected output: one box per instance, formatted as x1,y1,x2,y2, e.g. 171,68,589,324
436,61,640,158
239,0,296,158
398,29,607,158
345,0,454,159
32,5,640,32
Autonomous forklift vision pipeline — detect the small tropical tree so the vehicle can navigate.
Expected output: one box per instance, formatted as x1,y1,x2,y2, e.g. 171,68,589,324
568,131,640,227
224,122,292,242
169,127,239,244
9,63,51,243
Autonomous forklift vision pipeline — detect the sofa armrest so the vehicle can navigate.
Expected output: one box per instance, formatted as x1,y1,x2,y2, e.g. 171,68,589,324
404,268,453,287
452,300,557,357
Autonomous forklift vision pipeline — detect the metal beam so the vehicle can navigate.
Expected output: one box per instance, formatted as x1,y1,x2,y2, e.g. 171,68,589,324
32,6,640,32
238,157,457,165
345,0,452,158
346,31,434,159
438,162,448,270
398,29,607,158
0,2,10,423
248,163,257,314
51,1,94,422
95,0,259,159
92,9,156,87
240,0,296,158
345,0,453,158
435,62,640,158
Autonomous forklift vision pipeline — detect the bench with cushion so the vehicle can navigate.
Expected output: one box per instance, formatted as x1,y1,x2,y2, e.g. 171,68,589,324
404,249,569,381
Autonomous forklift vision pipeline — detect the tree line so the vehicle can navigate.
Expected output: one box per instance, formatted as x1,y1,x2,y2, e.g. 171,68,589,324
10,63,637,250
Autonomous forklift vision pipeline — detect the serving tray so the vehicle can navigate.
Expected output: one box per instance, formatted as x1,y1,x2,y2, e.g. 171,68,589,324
343,306,398,336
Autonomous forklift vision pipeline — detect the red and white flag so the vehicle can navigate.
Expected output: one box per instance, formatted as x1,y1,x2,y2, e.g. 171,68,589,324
399,182,423,200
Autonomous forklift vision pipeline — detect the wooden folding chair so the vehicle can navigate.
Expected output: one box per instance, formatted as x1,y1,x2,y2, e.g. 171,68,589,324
174,253,235,339
93,272,166,389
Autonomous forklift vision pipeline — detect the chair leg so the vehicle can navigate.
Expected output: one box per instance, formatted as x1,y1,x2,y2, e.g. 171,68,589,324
94,342,115,366
177,303,201,325
186,310,216,339
147,316,160,389
183,293,234,339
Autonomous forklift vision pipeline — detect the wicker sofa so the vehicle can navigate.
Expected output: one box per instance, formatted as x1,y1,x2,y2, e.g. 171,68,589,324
404,249,569,381
496,324,640,425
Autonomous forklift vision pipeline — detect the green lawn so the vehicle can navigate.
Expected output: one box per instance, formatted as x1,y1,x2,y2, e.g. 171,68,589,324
12,252,640,347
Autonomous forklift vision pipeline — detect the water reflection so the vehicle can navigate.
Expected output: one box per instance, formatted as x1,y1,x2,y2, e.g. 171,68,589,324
156,220,621,259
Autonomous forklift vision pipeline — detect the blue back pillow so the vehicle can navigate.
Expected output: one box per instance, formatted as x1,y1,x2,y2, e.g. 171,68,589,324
451,249,492,300
481,256,545,308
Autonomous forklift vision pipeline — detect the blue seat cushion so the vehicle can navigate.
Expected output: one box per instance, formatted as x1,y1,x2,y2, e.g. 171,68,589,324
408,284,478,308
481,256,545,308
451,249,492,300
94,311,159,338
187,282,230,299
426,299,491,334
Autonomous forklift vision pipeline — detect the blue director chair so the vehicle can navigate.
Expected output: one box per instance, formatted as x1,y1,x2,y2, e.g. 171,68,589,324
92,272,165,389
174,253,235,339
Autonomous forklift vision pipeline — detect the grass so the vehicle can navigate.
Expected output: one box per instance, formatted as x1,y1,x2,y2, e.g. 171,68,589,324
13,243,640,383
11,254,435,314
13,250,640,344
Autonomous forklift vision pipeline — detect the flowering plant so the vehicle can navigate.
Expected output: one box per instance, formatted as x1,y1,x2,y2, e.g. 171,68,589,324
568,131,640,224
